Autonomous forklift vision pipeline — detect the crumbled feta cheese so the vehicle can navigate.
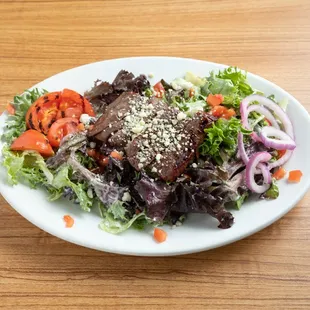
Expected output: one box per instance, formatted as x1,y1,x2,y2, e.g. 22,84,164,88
139,157,147,163
132,125,144,134
87,188,93,199
138,163,143,169
80,114,92,125
177,112,187,121
89,142,96,149
156,154,162,161
118,112,123,118
151,167,158,173
122,192,132,202
171,78,194,90
192,163,198,168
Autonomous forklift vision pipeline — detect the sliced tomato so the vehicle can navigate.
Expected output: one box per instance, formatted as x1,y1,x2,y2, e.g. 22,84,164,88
83,98,95,116
26,91,61,135
64,107,83,119
59,89,95,116
153,82,165,98
26,89,95,134
10,129,54,157
47,117,79,148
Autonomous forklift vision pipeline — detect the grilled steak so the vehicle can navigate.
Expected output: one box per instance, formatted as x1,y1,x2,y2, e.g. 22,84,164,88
84,70,150,113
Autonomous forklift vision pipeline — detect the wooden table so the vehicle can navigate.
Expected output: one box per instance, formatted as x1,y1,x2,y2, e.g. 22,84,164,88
1,0,310,309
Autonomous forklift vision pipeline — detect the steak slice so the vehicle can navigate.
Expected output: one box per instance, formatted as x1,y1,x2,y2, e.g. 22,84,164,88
148,114,215,181
88,92,137,140
84,70,150,114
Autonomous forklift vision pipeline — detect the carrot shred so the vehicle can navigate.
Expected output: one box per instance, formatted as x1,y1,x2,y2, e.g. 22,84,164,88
63,215,74,228
272,167,286,180
288,170,303,183
6,103,15,115
189,88,195,97
153,228,167,243
110,150,123,160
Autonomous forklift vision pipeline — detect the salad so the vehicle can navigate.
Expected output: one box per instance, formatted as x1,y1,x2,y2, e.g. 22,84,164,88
1,67,301,243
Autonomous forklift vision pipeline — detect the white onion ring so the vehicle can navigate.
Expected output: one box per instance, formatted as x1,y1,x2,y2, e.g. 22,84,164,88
259,126,296,150
246,152,272,194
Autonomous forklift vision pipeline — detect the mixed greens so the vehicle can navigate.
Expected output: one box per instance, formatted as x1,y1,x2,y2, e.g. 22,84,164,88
1,67,299,240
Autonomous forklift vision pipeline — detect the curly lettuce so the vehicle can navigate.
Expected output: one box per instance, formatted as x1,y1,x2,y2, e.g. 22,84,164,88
2,147,53,188
200,118,251,165
2,88,47,144
99,201,151,234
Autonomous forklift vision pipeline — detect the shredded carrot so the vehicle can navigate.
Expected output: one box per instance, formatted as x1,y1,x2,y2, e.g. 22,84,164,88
288,170,303,183
110,150,123,160
6,103,15,115
189,88,195,97
153,228,167,243
77,123,85,131
272,167,286,180
63,215,74,228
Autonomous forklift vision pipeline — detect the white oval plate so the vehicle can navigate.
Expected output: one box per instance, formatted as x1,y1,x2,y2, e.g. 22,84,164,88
1,57,310,256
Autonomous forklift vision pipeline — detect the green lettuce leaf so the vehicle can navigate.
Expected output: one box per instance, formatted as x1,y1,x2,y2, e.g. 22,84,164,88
2,147,53,188
262,181,279,199
99,200,151,234
208,72,236,95
2,88,47,144
52,165,93,211
216,67,253,97
200,118,251,165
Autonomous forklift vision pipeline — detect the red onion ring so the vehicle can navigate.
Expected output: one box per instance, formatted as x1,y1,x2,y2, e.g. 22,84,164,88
259,126,296,150
238,132,271,184
247,105,280,130
241,94,294,138
269,150,293,170
246,152,272,194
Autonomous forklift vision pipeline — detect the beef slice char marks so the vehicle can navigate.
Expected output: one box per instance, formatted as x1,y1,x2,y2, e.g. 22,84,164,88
88,92,137,139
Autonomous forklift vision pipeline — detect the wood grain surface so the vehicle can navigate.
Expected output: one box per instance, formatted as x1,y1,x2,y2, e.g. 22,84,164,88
1,0,310,309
